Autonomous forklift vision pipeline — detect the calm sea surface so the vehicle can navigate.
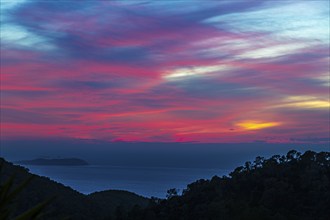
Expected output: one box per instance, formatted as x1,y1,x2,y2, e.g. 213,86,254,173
23,165,229,198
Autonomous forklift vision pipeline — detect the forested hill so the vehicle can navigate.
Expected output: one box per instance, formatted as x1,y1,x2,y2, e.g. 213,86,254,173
0,158,149,220
125,150,330,220
1,150,329,220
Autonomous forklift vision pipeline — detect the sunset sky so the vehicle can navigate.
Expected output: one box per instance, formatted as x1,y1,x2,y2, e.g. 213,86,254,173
1,0,329,143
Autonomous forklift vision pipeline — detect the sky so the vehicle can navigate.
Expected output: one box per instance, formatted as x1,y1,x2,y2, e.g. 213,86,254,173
1,0,329,144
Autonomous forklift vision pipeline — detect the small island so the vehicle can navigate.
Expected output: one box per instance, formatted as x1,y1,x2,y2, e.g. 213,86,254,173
16,158,89,166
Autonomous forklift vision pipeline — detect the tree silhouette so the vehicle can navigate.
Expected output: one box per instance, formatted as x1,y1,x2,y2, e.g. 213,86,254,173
166,188,179,199
126,150,330,220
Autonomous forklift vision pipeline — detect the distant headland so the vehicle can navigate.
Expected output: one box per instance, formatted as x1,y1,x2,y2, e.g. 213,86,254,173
16,158,89,166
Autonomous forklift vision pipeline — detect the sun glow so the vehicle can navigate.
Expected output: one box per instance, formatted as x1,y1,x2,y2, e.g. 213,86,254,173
237,121,281,130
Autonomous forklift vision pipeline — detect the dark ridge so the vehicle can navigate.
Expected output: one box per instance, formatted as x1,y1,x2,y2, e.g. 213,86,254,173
2,150,329,220
124,150,330,220
0,158,150,220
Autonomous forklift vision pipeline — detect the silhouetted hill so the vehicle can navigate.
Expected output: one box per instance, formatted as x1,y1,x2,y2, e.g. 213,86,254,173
0,158,149,220
125,150,330,220
88,190,149,216
16,158,89,166
2,150,329,220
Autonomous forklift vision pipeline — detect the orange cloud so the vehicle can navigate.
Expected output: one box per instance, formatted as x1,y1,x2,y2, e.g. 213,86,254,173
237,121,281,130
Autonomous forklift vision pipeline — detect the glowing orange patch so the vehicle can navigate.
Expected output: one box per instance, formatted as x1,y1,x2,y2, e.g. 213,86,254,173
237,121,281,130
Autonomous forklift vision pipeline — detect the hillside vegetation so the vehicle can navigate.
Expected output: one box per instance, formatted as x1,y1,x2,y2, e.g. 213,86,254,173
124,150,330,220
1,150,329,220
0,158,149,220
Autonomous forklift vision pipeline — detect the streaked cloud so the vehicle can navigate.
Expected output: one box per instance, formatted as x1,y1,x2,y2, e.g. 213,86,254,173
0,0,328,143
205,0,329,43
274,96,330,109
163,64,234,80
236,43,310,59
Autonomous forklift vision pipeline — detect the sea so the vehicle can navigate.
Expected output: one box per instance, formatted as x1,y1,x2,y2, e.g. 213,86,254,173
22,165,229,198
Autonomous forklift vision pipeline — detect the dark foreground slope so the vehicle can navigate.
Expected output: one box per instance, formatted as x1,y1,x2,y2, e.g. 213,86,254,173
1,150,329,220
0,158,149,220
126,150,330,220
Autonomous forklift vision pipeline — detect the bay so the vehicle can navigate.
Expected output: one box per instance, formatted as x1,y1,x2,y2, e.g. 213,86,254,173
23,165,229,198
